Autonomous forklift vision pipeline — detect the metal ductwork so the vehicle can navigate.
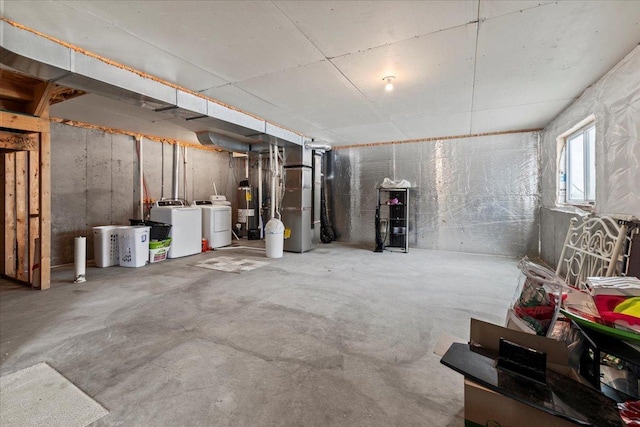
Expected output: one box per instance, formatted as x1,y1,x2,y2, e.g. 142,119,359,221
0,20,304,149
196,131,253,153
305,142,332,151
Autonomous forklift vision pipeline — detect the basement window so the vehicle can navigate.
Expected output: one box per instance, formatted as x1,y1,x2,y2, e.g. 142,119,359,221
557,118,596,206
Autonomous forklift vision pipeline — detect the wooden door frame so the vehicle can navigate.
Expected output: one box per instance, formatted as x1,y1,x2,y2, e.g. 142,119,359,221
1,109,52,289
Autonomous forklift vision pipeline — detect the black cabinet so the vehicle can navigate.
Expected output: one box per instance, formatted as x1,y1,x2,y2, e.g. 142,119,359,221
376,188,409,253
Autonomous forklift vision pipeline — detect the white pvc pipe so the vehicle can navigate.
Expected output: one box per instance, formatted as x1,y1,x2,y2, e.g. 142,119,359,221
137,136,144,218
258,154,263,237
183,146,188,201
74,236,86,283
172,143,180,199
270,144,276,219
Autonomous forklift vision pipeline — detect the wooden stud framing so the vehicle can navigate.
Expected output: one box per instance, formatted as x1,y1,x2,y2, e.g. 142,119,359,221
0,131,38,151
15,151,28,282
39,130,51,289
1,71,54,289
28,82,55,117
0,111,49,133
2,153,17,277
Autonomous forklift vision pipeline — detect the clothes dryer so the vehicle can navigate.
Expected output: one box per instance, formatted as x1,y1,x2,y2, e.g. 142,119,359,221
193,200,232,248
150,200,201,258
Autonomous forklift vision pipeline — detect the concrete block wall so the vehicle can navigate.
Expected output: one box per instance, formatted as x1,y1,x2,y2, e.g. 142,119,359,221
51,122,237,266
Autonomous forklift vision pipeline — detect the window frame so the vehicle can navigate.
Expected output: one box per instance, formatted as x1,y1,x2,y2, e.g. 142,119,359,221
556,116,596,208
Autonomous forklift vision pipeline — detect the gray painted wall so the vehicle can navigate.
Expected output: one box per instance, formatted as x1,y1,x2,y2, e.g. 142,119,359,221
51,122,237,265
332,132,540,257
539,45,640,267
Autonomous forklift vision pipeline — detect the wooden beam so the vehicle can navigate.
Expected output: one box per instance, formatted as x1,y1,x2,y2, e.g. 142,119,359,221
0,111,49,133
39,131,51,290
29,150,40,285
15,151,28,282
0,155,6,274
3,153,17,277
0,99,28,114
0,131,38,151
28,82,56,117
0,79,33,102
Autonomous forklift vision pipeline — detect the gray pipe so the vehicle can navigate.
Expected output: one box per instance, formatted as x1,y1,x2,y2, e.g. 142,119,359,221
137,136,144,218
172,143,180,199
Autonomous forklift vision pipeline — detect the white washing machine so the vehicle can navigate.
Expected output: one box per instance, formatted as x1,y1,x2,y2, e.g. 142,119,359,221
193,200,232,248
150,200,202,258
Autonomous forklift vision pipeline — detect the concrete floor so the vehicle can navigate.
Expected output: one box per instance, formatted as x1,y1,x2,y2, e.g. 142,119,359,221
0,242,520,426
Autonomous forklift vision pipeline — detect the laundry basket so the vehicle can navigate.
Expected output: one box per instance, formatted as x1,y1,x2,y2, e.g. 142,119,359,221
118,226,151,267
93,226,120,267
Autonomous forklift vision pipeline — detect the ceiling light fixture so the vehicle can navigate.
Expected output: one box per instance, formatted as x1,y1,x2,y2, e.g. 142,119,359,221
383,76,395,91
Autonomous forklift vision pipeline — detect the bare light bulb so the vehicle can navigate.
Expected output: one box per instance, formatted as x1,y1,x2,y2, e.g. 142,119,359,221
383,76,395,92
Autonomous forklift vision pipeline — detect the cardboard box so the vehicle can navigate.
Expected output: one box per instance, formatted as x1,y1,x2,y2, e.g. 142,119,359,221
463,319,586,427
464,379,575,427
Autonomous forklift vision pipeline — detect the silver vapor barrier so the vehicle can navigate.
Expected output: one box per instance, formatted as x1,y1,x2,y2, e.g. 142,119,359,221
333,132,540,257
540,45,640,216
538,45,640,268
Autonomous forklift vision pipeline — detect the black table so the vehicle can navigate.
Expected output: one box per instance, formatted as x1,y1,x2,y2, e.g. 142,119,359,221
440,342,621,426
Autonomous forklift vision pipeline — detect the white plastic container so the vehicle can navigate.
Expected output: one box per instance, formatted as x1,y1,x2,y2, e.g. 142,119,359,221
93,226,120,267
265,218,285,258
118,226,151,267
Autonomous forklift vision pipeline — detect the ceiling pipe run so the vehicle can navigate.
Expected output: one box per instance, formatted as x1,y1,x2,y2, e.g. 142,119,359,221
196,131,253,153
305,142,332,151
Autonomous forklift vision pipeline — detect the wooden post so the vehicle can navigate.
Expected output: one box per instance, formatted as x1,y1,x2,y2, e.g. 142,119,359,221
15,151,28,282
29,149,40,285
39,130,51,289
3,153,17,277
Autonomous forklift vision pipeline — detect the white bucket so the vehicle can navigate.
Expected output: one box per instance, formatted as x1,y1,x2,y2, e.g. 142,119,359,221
264,218,284,258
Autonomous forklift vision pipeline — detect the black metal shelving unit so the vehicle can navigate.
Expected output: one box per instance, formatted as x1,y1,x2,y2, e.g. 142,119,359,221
376,187,409,253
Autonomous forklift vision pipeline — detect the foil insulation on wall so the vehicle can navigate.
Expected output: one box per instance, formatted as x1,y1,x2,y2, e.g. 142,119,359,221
333,132,540,257
539,45,640,266
540,45,640,215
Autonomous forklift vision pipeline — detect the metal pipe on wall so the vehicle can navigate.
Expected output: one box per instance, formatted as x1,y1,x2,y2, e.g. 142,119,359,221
136,136,144,218
183,146,188,201
270,144,276,219
258,154,263,236
172,143,180,199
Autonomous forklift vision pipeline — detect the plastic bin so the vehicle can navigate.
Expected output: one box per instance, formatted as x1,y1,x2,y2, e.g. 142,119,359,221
149,246,170,263
149,238,172,249
93,225,120,267
118,226,151,267
149,238,172,263
129,219,172,240
265,218,284,258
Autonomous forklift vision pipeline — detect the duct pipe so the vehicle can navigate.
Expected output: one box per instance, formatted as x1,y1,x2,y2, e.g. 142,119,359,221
136,136,144,218
304,143,332,151
183,146,188,201
196,131,252,153
258,154,263,237
270,144,276,219
278,146,284,220
172,143,180,199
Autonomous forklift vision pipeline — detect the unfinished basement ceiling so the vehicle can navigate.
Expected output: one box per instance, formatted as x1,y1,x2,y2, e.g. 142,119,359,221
2,1,640,145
